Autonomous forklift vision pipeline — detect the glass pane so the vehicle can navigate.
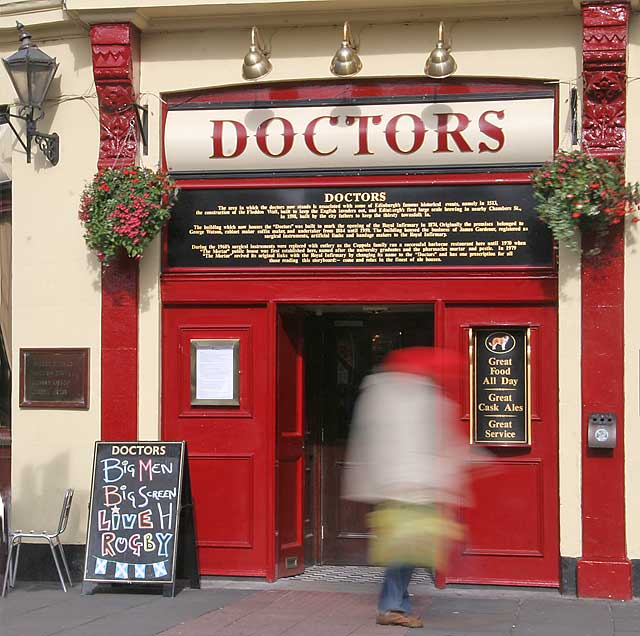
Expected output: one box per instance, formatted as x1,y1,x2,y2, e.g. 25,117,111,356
29,65,55,106
6,64,29,104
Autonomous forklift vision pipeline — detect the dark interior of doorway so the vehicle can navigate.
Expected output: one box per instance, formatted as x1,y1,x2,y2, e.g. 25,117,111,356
302,304,434,566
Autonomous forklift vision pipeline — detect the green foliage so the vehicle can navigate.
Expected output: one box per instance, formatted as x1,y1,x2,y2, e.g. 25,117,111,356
78,167,178,265
530,150,640,252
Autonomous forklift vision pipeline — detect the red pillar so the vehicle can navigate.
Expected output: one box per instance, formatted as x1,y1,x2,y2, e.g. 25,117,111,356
90,24,141,441
577,0,631,599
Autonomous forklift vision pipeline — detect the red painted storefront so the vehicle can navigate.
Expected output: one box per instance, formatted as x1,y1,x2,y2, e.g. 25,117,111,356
160,78,560,586
91,0,633,598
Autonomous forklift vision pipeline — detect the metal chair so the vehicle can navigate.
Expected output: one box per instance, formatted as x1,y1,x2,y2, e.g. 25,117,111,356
0,492,6,587
2,488,74,595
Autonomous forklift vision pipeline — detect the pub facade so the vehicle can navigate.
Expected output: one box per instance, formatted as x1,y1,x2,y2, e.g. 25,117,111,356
1,0,639,599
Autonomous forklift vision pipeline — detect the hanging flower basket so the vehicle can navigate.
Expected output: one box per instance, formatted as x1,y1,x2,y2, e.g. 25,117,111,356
78,167,178,265
530,150,640,253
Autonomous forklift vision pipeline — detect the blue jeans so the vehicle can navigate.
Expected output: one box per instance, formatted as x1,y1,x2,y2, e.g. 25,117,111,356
378,566,415,613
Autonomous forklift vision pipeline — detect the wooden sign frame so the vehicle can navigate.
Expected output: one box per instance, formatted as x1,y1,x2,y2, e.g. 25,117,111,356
82,441,199,597
19,348,89,409
470,327,531,446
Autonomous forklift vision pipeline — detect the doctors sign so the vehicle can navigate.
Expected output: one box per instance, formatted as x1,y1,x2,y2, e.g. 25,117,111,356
164,96,555,175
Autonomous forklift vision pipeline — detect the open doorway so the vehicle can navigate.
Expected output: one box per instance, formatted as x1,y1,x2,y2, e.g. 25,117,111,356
302,305,434,566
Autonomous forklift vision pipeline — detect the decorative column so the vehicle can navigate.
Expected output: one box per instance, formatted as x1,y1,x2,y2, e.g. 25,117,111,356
578,0,631,599
90,24,140,441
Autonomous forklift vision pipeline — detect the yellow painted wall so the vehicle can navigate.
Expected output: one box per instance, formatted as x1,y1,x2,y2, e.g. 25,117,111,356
8,32,101,544
625,14,640,560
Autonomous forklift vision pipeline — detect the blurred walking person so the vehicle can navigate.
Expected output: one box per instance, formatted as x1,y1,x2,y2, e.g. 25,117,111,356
342,346,469,628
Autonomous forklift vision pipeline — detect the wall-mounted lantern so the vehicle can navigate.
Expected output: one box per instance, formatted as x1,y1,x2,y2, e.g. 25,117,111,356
0,22,59,165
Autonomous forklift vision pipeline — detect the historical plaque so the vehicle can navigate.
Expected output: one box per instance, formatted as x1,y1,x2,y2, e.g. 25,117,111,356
167,184,554,269
19,348,89,409
83,441,199,596
471,328,530,446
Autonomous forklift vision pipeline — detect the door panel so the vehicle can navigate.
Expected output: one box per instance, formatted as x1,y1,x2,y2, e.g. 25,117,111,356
276,313,305,577
443,305,558,586
162,306,270,576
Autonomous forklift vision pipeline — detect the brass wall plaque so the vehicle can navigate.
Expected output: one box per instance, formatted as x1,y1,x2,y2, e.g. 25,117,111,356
20,348,89,409
470,328,530,446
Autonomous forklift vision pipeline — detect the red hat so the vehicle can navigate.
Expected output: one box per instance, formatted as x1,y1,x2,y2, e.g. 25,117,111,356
382,346,462,383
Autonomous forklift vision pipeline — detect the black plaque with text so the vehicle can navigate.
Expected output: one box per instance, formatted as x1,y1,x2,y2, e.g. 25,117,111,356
472,328,530,446
167,184,553,269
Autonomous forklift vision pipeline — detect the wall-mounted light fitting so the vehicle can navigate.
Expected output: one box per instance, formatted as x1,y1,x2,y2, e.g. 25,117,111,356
330,21,362,77
0,22,59,165
242,27,272,81
424,21,457,79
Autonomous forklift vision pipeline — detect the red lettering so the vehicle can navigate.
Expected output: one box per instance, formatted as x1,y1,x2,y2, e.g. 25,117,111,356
345,115,383,155
102,532,116,557
434,113,472,153
138,509,153,529
304,116,338,156
103,485,122,508
384,114,426,155
478,110,505,153
210,120,248,158
256,117,295,158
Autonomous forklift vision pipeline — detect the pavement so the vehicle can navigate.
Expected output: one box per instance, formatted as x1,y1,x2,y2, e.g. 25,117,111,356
0,575,639,636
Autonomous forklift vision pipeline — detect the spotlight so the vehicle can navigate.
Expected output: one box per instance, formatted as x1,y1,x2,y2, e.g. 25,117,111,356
424,21,457,79
330,21,362,77
242,27,272,81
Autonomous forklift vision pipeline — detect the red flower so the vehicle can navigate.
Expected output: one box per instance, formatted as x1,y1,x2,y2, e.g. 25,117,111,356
79,166,177,264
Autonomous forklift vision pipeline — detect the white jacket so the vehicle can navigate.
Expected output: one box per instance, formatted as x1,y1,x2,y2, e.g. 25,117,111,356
342,371,471,506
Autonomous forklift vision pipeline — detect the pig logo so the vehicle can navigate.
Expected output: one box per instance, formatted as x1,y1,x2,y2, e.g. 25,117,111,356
485,332,515,354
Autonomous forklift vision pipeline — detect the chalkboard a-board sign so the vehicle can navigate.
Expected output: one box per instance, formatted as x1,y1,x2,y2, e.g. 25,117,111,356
83,441,198,596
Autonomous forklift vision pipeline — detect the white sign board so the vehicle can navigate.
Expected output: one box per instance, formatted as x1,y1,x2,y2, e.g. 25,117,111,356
164,97,555,175
195,347,235,401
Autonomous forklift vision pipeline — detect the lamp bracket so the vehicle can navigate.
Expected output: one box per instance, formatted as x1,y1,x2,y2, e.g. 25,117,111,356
32,131,59,165
343,21,358,51
132,103,148,156
251,27,270,57
0,104,59,165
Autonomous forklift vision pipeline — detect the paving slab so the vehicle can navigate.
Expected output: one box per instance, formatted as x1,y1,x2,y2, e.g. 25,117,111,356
2,578,640,636
0,585,251,636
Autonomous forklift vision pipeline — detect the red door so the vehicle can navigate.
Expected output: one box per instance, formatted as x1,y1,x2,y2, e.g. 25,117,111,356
275,312,305,577
442,304,559,586
162,306,272,576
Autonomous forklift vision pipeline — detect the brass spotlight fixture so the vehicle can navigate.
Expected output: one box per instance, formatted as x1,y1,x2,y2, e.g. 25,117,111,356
424,21,457,79
330,21,362,77
242,27,272,81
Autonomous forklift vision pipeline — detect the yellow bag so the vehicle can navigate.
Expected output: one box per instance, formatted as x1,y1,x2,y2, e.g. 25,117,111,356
368,502,463,568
